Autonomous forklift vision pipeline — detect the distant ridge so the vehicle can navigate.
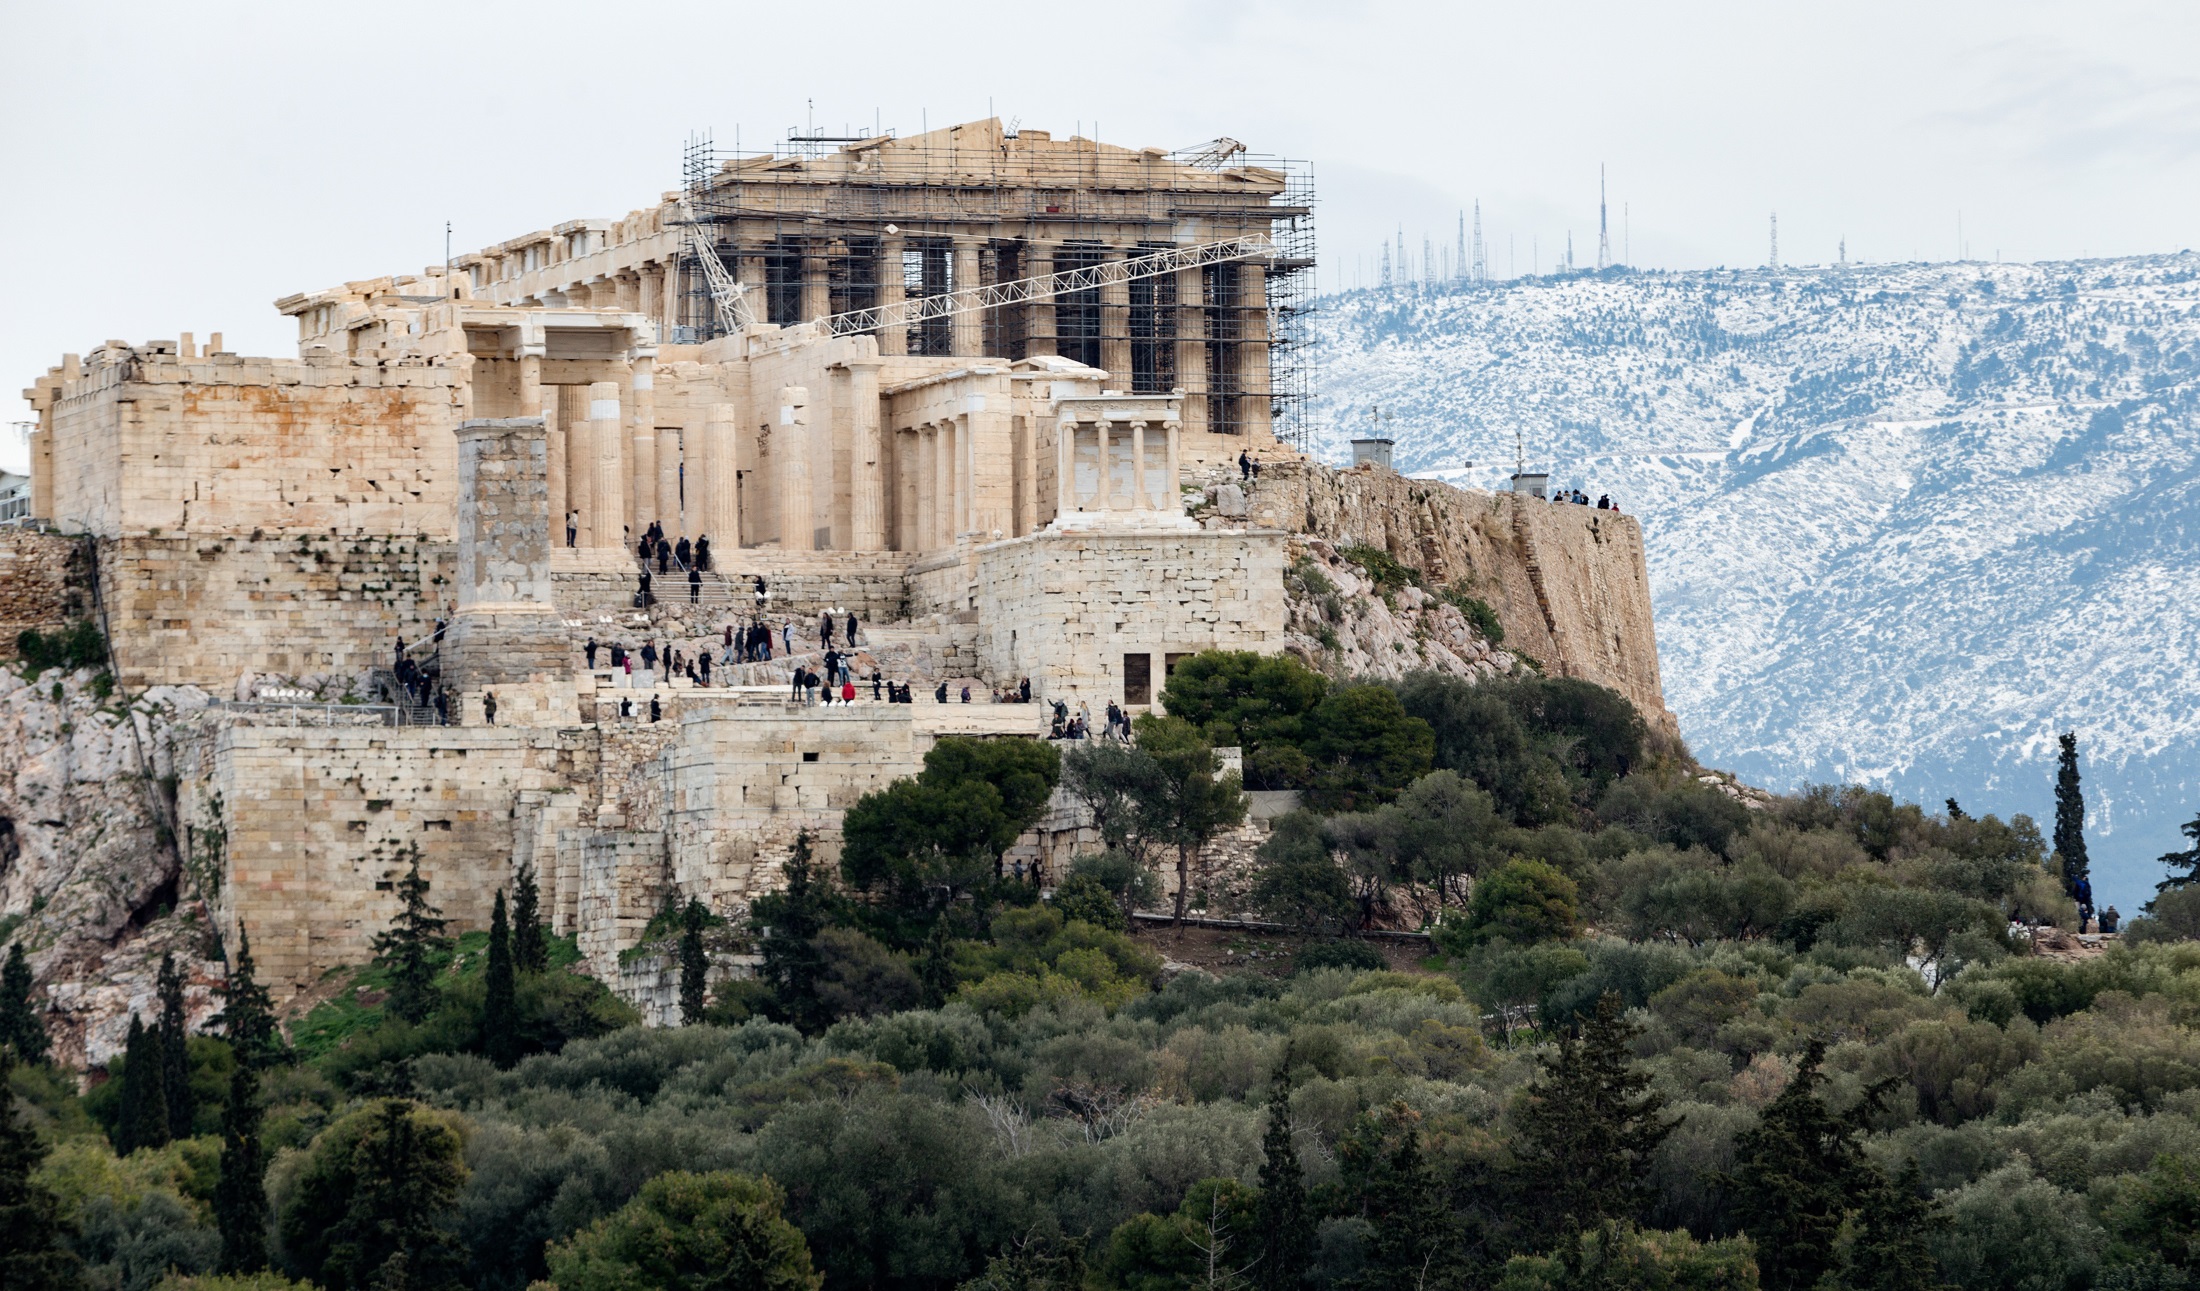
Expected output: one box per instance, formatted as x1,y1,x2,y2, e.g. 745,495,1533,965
1310,253,2200,910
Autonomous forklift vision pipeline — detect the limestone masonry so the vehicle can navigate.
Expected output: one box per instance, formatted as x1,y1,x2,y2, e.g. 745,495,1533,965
6,120,1670,1056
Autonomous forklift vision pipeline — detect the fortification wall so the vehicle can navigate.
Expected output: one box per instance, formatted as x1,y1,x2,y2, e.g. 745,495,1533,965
176,722,580,993
97,535,455,692
0,530,93,655
1245,459,1671,724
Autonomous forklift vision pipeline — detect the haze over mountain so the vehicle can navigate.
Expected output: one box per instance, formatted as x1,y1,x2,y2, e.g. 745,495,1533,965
1309,253,2200,911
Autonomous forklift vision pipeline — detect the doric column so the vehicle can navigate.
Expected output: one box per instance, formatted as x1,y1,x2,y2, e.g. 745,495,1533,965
897,429,919,551
614,272,641,312
1130,421,1149,509
640,266,664,329
778,386,814,550
658,426,682,535
1095,418,1113,512
1056,416,1076,517
1100,249,1132,384
628,354,656,529
518,352,543,417
877,234,907,356
954,414,973,536
1014,415,1036,537
1176,264,1208,437
801,241,830,324
701,404,740,551
915,425,937,551
543,386,566,542
567,391,595,546
589,381,626,549
632,430,658,530
849,359,885,549
933,421,954,545
1025,242,1056,358
952,239,984,356
1239,262,1272,443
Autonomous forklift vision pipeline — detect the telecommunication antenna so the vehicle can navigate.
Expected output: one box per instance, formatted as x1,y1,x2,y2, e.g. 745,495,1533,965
1472,201,1486,283
1597,165,1611,270
1769,213,1779,270
1456,212,1466,284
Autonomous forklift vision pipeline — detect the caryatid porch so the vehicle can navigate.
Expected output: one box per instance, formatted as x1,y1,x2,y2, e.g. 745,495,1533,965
1049,394,1192,531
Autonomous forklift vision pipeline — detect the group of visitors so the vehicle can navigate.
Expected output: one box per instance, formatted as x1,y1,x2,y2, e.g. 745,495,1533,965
1238,450,1266,482
1549,487,1623,512
390,630,450,723
636,522,712,575
584,635,715,688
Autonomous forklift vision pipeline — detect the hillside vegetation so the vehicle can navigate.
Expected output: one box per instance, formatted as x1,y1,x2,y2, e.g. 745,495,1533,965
6,652,2200,1290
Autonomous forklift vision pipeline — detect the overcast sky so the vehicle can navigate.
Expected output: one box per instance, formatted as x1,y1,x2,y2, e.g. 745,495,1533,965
7,0,2198,456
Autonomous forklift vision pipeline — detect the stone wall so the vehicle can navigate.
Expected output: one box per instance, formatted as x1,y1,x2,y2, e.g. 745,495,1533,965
0,529,92,656
1244,459,1671,725
969,527,1292,708
176,721,575,993
97,535,454,692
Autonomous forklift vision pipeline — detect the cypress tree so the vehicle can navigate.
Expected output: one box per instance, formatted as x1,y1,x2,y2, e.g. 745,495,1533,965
214,926,281,1070
2054,731,2091,896
2156,813,2200,894
214,1062,268,1274
481,889,518,1068
512,861,547,974
0,1052,83,1289
1730,1040,1886,1291
678,897,709,1026
1510,992,1671,1244
1253,1078,1311,1291
118,1013,170,1154
0,944,48,1065
753,831,831,1034
1842,1161,1950,1291
323,1099,468,1291
156,952,194,1136
373,847,450,1024
915,915,957,1010
1945,798,1967,821
1358,1110,1452,1291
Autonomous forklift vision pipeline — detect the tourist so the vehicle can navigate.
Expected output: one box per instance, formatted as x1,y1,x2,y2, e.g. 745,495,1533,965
753,575,768,608
820,611,835,650
841,676,855,705
790,667,806,702
871,670,883,701
1239,450,1252,481
584,637,598,669
823,648,840,683
804,669,821,705
846,610,859,647
688,567,702,603
2103,906,2121,934
567,510,578,547
641,641,658,674
781,621,794,657
961,685,972,704
650,695,662,723
698,652,711,686
935,681,949,703
637,571,653,607
696,535,712,572
623,653,634,681
1020,677,1031,703
618,696,632,719
434,689,449,724
656,538,671,575
675,536,692,568
482,690,497,725
637,535,652,565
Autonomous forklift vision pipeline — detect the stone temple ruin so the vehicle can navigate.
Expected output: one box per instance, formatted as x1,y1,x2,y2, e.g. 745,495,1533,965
9,120,1671,1045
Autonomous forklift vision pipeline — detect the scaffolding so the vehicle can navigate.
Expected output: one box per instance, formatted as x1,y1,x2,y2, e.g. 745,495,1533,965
674,122,1319,451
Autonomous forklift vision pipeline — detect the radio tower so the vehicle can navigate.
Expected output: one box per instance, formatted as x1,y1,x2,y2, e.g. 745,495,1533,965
1597,165,1611,270
1769,212,1779,270
1457,211,1467,283
1472,200,1487,283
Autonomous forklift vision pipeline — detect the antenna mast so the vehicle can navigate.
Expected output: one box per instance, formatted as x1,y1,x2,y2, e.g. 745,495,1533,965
1597,165,1610,270
1769,212,1779,270
1472,201,1486,283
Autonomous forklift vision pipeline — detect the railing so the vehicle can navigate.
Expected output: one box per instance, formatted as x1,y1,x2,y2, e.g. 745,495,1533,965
216,700,416,727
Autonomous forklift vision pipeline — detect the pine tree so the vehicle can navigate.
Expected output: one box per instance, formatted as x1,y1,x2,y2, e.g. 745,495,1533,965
753,832,831,1034
1841,1161,1951,1291
0,944,48,1065
1730,1040,1885,1291
1357,1109,1453,1291
512,861,548,974
2054,731,2091,897
1253,1078,1311,1291
118,1013,170,1154
214,925,282,1070
322,1099,468,1291
678,897,709,1026
2156,813,2200,893
373,847,450,1025
1510,992,1672,1244
1945,798,1967,821
915,916,957,1010
481,889,518,1068
214,1062,268,1274
157,952,194,1137
0,1052,84,1289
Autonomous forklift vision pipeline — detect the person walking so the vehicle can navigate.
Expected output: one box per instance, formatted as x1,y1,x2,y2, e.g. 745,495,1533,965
649,695,662,723
641,640,658,674
845,611,859,647
790,666,806,702
698,652,711,687
781,621,794,658
584,637,599,669
675,536,692,569
696,535,712,572
637,534,653,566
820,612,835,650
753,575,768,609
1239,449,1252,481
871,670,883,701
656,538,671,575
688,567,702,603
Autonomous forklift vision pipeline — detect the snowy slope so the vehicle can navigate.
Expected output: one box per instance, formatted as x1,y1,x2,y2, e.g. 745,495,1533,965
1310,255,2200,911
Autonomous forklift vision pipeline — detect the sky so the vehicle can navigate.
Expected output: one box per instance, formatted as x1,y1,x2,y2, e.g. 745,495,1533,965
6,0,2200,461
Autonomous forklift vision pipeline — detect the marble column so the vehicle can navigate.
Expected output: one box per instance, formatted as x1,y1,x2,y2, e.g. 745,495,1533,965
588,381,625,550
897,429,919,551
778,386,813,550
543,386,566,545
1176,265,1209,437
1025,243,1056,358
567,390,594,547
802,243,830,324
1100,249,1131,384
952,239,984,356
877,234,907,356
915,425,937,551
1239,262,1271,442
628,355,656,530
701,403,741,552
1056,417,1076,516
632,430,658,532
1095,419,1113,512
849,360,885,549
658,426,683,536
1164,419,1183,513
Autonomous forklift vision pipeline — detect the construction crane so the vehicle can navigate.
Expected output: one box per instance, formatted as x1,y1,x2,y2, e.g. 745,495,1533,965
816,234,1276,340
673,200,759,337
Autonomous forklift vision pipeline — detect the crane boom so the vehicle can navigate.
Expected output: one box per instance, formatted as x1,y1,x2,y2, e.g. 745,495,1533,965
674,200,758,336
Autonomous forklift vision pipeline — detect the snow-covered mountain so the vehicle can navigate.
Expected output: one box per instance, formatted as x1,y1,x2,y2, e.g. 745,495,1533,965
1309,255,2200,912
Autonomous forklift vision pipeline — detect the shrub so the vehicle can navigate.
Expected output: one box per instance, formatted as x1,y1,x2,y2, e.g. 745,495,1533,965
1294,940,1387,975
545,1170,822,1291
17,619,107,676
1438,586,1505,645
1339,545,1422,594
